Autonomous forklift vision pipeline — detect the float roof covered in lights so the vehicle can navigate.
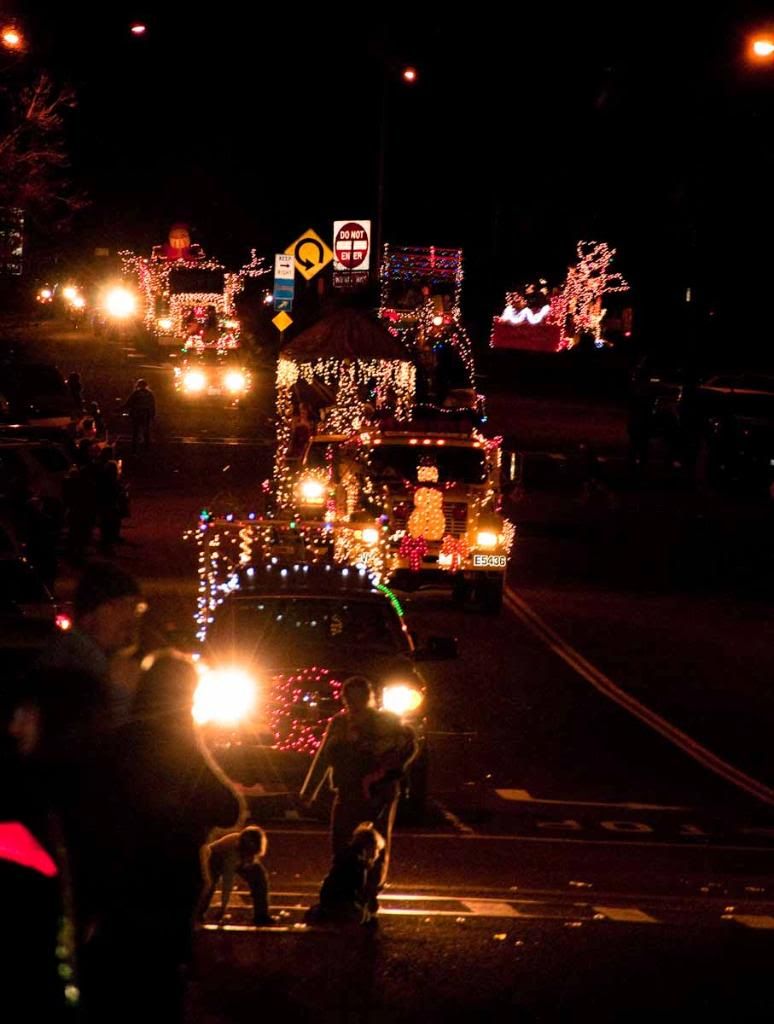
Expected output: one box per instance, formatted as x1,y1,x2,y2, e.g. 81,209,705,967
233,562,382,597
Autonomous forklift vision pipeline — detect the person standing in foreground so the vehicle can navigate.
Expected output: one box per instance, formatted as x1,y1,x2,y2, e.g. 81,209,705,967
124,378,156,452
299,676,417,914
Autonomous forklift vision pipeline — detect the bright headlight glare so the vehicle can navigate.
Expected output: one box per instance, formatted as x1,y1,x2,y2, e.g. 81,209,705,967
361,527,380,546
193,666,258,726
381,683,424,716
62,286,77,301
183,370,206,393
299,477,325,503
476,530,499,549
104,286,137,319
70,295,86,309
224,370,247,393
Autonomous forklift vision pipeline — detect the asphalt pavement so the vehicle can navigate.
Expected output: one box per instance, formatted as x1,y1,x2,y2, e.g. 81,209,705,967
12,321,774,1020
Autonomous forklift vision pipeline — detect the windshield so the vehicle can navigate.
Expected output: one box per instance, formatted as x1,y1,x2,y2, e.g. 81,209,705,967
367,445,487,485
210,596,404,661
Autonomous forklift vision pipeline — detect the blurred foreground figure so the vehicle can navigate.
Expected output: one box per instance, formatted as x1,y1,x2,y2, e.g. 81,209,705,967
82,651,243,1023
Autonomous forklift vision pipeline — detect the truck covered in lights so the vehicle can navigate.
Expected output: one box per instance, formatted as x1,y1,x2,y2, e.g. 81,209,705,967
379,245,479,411
344,422,513,612
120,226,268,350
282,419,514,611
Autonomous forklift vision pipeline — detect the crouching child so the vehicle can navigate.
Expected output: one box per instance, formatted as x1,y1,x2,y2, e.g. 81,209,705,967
200,826,276,926
304,823,386,927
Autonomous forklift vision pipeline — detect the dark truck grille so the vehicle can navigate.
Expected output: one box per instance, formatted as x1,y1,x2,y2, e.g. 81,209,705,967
443,502,467,538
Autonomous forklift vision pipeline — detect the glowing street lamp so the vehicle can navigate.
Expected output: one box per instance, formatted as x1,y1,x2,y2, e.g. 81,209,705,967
750,35,774,60
402,66,418,84
130,23,146,36
1,25,23,50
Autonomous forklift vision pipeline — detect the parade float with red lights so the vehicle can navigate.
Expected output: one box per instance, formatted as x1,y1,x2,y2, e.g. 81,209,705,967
119,224,268,350
491,240,629,353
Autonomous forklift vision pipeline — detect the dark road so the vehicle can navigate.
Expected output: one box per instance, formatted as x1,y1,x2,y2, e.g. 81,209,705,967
12,323,774,1021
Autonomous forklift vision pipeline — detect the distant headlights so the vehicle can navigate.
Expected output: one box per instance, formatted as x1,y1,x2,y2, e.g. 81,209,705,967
183,370,207,393
223,370,248,394
193,666,259,726
381,683,424,716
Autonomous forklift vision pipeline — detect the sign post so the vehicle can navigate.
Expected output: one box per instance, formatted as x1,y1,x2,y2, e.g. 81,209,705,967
332,219,371,289
273,253,295,312
285,229,333,281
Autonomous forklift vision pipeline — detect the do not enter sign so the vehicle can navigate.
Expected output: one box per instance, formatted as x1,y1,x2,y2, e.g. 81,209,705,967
333,220,371,272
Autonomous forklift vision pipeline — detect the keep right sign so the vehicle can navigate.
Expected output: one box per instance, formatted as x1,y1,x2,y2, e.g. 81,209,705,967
333,220,371,272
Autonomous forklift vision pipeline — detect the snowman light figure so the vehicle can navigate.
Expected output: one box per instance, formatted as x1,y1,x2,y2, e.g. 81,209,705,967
407,485,445,541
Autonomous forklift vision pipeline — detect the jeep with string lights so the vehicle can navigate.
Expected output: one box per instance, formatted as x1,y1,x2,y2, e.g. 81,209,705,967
186,544,457,818
343,414,515,612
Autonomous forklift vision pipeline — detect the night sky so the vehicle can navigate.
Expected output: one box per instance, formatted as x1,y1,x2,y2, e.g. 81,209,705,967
14,3,774,354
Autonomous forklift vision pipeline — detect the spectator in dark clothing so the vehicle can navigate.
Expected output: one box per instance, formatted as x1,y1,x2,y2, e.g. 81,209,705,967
304,823,385,927
64,454,99,563
95,448,124,555
83,651,242,1023
200,826,275,926
300,676,417,914
124,378,156,452
86,400,107,440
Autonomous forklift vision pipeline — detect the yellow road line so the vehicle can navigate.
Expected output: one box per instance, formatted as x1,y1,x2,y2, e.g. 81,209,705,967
503,586,774,807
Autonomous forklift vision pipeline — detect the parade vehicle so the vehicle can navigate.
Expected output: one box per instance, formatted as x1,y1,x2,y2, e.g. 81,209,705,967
341,413,514,612
189,556,457,817
379,245,478,409
172,345,253,402
119,225,268,350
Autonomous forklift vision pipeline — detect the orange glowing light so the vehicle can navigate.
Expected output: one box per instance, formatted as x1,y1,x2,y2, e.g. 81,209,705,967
1,26,23,49
751,37,774,58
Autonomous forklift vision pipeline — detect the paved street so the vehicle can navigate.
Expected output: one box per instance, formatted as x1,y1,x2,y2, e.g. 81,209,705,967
13,324,774,1019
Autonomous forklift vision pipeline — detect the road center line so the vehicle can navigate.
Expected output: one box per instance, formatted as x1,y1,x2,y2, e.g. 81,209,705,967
503,586,774,807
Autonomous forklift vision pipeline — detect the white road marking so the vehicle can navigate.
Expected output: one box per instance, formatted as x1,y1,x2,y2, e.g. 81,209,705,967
503,586,774,808
495,789,687,811
729,915,774,930
594,906,659,924
462,900,521,917
434,799,476,836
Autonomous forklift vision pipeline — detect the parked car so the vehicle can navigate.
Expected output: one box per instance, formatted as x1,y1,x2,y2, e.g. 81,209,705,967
0,362,79,427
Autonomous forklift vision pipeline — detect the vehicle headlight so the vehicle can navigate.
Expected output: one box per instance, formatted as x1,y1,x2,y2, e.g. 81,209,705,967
193,666,259,726
183,370,207,393
476,530,499,549
157,316,173,331
298,477,325,504
61,286,77,301
381,683,424,716
224,370,247,394
70,295,86,309
104,286,137,319
361,527,380,546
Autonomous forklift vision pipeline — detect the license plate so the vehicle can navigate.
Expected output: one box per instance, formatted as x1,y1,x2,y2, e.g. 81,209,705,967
473,554,506,568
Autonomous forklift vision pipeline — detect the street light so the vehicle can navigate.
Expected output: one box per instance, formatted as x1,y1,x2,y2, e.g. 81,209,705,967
1,25,23,50
375,64,419,279
130,23,147,36
749,34,774,60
